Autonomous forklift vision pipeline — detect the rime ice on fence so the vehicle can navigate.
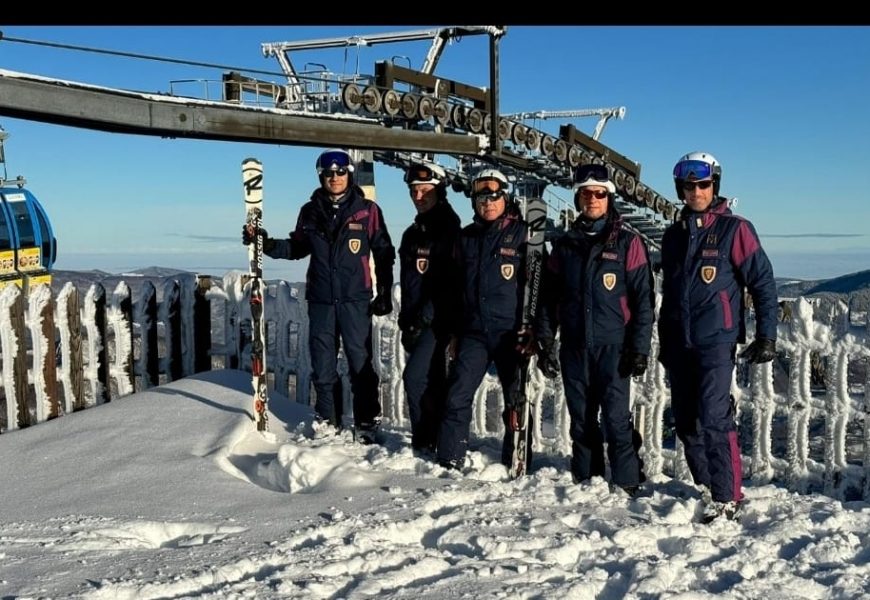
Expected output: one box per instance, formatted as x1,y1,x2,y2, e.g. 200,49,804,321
4,274,869,502
0,284,21,430
26,284,57,422
108,282,134,397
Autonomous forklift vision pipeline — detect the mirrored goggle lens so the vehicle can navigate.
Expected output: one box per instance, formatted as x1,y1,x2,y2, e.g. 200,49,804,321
404,167,437,184
319,151,351,171
473,191,504,204
579,189,609,199
673,160,713,180
574,163,610,184
472,178,505,194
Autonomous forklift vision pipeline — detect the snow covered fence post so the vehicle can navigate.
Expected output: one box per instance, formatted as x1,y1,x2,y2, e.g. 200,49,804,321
823,300,851,498
137,281,158,389
108,282,134,398
748,359,776,484
0,284,26,430
27,283,59,423
55,283,84,413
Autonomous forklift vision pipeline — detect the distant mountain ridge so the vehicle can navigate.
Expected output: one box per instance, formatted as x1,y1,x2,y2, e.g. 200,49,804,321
777,269,870,298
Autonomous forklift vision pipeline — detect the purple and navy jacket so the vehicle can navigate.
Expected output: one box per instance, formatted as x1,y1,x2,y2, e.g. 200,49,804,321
543,214,655,355
266,186,395,304
659,199,777,348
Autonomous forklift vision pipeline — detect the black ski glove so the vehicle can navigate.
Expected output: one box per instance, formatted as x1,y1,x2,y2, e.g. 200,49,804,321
740,338,777,364
370,285,393,317
535,339,560,379
400,314,432,352
242,225,277,252
619,351,648,378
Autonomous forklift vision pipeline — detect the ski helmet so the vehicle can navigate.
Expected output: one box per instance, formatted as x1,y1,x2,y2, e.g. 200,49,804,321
572,163,615,214
316,148,355,177
470,168,512,214
405,163,446,187
673,151,721,200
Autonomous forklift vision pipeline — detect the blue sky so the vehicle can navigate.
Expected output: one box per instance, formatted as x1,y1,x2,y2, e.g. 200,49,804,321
0,25,868,281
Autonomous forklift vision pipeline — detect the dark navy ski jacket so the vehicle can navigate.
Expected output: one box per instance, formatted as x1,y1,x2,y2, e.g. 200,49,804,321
543,214,655,355
398,200,462,338
266,186,395,304
455,211,531,335
659,199,777,348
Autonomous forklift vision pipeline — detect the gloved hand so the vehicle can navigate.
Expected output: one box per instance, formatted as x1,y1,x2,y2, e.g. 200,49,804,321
242,224,268,246
535,339,560,379
619,351,648,378
740,338,777,364
370,286,393,317
515,328,536,357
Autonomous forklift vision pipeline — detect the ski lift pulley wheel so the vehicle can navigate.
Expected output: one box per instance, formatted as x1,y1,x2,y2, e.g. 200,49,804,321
511,123,528,146
382,89,401,116
541,135,556,158
418,96,435,122
342,83,363,111
466,108,484,133
434,100,451,126
361,86,383,113
554,140,569,163
497,119,513,142
483,114,492,136
451,104,467,129
524,128,541,153
568,145,583,167
400,93,419,119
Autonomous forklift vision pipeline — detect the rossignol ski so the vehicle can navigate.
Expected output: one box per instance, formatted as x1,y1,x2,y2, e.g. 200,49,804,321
507,196,548,479
242,158,269,432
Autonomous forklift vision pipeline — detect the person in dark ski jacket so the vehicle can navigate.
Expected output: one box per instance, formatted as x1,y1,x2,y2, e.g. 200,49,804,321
242,149,395,443
436,168,558,471
660,151,778,521
398,162,462,453
542,163,654,495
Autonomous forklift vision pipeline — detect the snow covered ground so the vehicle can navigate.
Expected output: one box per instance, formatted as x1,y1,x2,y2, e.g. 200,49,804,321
2,369,870,599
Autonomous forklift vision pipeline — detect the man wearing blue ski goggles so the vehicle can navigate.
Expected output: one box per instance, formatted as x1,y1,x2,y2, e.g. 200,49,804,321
673,160,714,181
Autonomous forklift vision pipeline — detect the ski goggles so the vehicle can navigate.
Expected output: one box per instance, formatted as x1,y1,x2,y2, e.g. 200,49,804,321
404,166,441,186
322,168,349,178
472,190,506,204
317,150,353,173
578,189,609,200
673,160,713,181
574,163,610,184
681,180,713,191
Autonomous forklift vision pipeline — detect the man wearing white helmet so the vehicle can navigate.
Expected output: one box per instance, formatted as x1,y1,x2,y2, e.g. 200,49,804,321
436,168,557,471
243,148,395,444
541,163,654,496
660,151,778,522
398,162,462,453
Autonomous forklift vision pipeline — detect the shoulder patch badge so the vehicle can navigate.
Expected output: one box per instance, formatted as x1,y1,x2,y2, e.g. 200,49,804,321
416,258,429,274
603,273,616,290
349,239,362,254
501,264,515,280
701,265,717,284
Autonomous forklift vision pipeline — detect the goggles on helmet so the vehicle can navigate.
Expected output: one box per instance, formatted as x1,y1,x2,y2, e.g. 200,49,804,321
317,150,353,175
574,163,610,184
404,166,441,186
673,159,713,181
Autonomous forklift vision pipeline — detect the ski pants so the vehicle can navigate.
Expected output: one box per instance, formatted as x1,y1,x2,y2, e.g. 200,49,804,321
308,300,381,427
561,344,643,487
436,330,530,468
402,327,449,451
666,343,743,503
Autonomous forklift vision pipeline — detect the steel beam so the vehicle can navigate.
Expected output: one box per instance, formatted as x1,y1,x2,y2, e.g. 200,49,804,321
0,70,485,155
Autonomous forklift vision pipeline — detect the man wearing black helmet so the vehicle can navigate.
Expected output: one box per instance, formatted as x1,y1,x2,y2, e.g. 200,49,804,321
542,163,654,496
398,162,462,453
436,168,558,472
660,151,778,522
242,149,395,443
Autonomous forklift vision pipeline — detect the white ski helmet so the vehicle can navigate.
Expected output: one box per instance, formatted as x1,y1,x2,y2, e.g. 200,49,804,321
471,168,509,192
673,151,721,200
405,163,447,186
